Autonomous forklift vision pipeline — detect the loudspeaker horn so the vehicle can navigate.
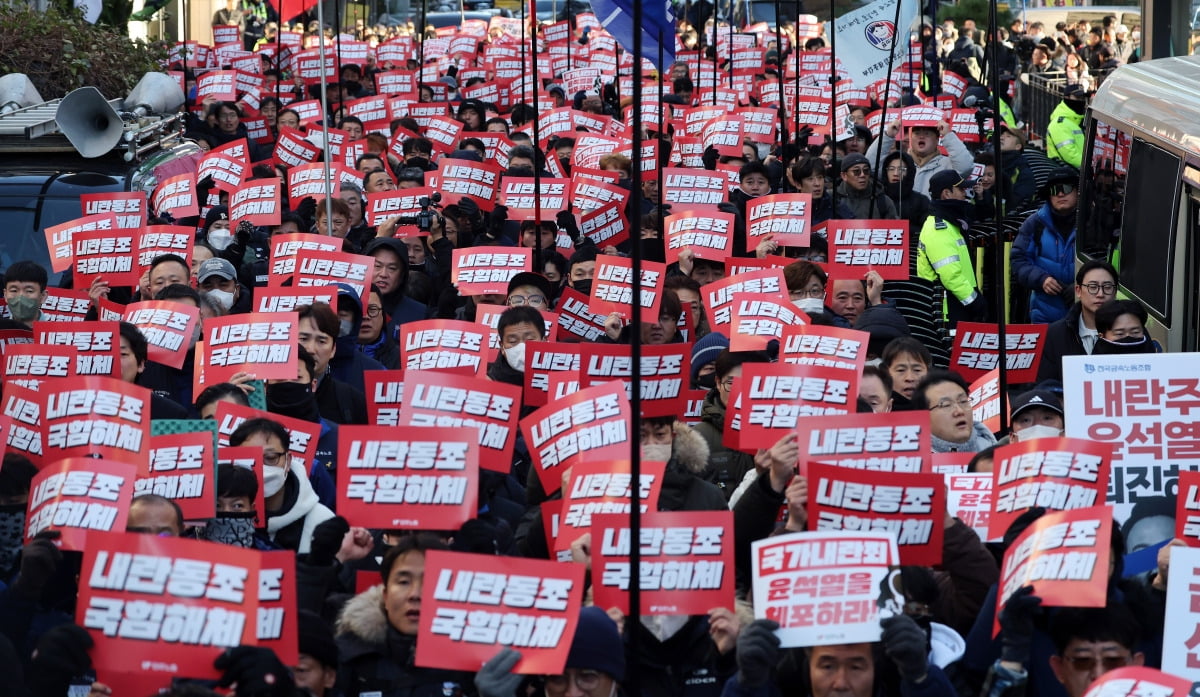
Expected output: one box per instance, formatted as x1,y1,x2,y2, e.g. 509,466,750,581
124,72,185,117
0,74,43,114
56,86,125,158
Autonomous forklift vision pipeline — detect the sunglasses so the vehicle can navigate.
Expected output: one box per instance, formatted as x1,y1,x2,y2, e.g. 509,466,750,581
1065,655,1129,673
1049,183,1076,196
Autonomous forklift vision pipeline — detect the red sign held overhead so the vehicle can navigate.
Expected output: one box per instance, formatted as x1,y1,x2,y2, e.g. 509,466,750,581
123,300,199,370
81,192,146,230
736,362,858,451
664,210,735,264
826,220,911,281
274,127,321,168
72,228,138,288
703,269,788,328
520,381,632,496
588,256,667,320
365,370,405,426
498,177,570,221
26,458,136,550
439,159,503,212
451,247,532,296
661,167,727,206
397,371,522,472
591,510,735,615
215,401,320,477
950,322,1048,384
41,376,150,466
398,319,491,377
554,460,665,557
268,232,341,281
989,437,1112,540
255,286,338,314
34,321,121,378
203,312,299,383
728,293,808,352
198,139,249,192
579,343,690,418
4,343,76,390
523,341,582,407
138,431,216,521
152,174,199,219
795,411,932,476
969,368,1003,434
44,213,118,273
337,425,479,530
745,193,813,252
137,226,193,274
4,384,43,466
293,249,373,302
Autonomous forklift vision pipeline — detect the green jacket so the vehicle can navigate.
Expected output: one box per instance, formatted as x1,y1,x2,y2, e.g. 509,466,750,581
1045,101,1085,169
917,214,980,306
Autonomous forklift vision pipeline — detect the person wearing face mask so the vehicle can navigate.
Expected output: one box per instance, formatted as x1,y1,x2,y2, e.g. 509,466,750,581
201,206,234,252
565,248,598,297
0,260,48,329
331,284,386,393
1006,389,1066,443
266,344,340,509
1092,299,1157,356
487,306,545,388
918,171,987,327
229,417,334,553
692,348,771,500
691,331,730,390
196,257,252,315
200,463,269,548
0,453,37,576
783,260,852,328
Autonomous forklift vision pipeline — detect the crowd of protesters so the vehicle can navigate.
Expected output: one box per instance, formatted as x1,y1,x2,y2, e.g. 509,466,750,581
0,2,1176,697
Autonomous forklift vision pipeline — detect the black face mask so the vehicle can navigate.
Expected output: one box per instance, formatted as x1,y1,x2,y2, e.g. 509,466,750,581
571,279,593,296
695,373,717,391
266,382,321,423
1093,335,1154,355
0,504,25,571
933,198,975,227
200,512,257,548
507,166,535,177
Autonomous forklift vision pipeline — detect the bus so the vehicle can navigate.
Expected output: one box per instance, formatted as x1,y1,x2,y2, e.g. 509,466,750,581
1078,54,1200,352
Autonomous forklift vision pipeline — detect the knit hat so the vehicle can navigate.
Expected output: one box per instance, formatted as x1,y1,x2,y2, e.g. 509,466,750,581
298,610,338,668
840,153,870,173
565,606,625,681
203,205,229,233
691,331,729,381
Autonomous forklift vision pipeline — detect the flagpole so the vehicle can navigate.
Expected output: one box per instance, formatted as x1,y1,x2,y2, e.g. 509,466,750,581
830,15,839,217
793,25,800,144
629,0,646,690
531,20,544,273
989,0,1010,434
867,0,905,219
727,11,734,89
316,0,335,228
773,0,787,152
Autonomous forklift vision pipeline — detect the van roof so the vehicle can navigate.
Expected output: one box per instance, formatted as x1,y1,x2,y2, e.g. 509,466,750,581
1090,54,1200,153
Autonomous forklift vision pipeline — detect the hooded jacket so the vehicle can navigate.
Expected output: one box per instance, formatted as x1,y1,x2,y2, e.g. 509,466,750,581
865,129,974,199
268,460,336,553
364,238,430,337
332,284,386,391
1011,204,1076,323
336,585,475,697
692,389,757,501
835,180,900,220
882,151,932,238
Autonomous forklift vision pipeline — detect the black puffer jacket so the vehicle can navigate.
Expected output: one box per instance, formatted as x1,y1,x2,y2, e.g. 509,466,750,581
691,389,756,500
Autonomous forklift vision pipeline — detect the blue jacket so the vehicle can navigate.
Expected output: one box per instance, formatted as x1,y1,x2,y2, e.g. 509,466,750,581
1010,204,1076,324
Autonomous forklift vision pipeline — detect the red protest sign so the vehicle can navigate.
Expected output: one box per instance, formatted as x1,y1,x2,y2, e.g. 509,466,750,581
77,532,262,691
588,256,667,320
751,531,901,647
198,69,238,100
34,321,121,378
579,343,690,418
123,300,199,370
728,292,807,352
1082,668,1194,697
745,193,813,252
268,232,342,280
520,381,631,495
4,383,42,466
137,226,194,274
337,425,478,530
365,370,405,426
139,430,215,521
274,127,321,167
475,303,558,361
417,550,584,673
946,472,995,541
568,175,628,213
41,377,150,465
826,220,910,281
578,201,628,248
738,362,858,450
989,437,1112,540
523,341,583,408
287,162,342,201
424,116,465,154
555,459,665,556
778,324,870,374
214,401,321,475
1177,471,1200,546
795,411,932,476
703,269,787,328
81,191,146,230
198,139,250,192
498,177,570,221
439,159,503,211
808,463,946,566
553,288,608,343
152,174,199,218
451,247,532,296
255,286,338,313
592,510,735,615
3,343,76,389
399,319,490,377
230,180,282,226
397,371,521,472
256,550,299,666
664,209,734,264
26,458,136,549
39,288,98,322
204,313,298,383
294,249,374,301
72,227,138,287
44,213,118,273
997,506,1112,628
969,368,1003,434
662,168,727,206
365,187,434,229
950,322,1049,384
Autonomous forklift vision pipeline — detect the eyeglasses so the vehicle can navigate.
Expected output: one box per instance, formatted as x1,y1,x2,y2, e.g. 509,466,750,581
1082,282,1116,296
885,165,908,175
545,670,604,691
929,397,973,412
263,450,287,467
508,294,547,307
1065,654,1130,673
1049,183,1076,196
366,305,383,318
790,288,825,300
845,166,871,176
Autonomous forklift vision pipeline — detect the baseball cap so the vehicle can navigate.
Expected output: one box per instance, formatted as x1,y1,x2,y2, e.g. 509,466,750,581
197,257,237,282
1009,389,1064,421
929,170,968,198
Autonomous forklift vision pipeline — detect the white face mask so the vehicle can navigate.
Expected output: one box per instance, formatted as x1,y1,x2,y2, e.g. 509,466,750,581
339,319,354,338
263,465,287,497
640,613,689,642
1014,424,1064,442
205,288,235,312
794,297,825,316
503,343,526,372
208,228,234,251
642,443,673,462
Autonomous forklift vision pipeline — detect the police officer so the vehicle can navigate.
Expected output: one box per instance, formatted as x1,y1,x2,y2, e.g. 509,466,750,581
1046,85,1086,169
918,170,987,327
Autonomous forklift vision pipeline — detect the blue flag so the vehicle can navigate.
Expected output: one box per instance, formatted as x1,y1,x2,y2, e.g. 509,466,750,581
591,0,675,72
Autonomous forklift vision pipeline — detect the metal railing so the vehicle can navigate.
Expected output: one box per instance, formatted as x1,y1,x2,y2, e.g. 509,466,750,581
1023,68,1114,141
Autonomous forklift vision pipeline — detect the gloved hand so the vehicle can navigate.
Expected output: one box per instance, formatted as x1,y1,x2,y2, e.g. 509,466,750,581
474,646,524,697
458,196,481,222
215,645,296,697
484,204,509,242
735,619,780,687
795,126,814,145
29,623,93,694
881,614,929,683
999,585,1042,665
307,516,350,567
965,293,988,321
15,530,62,598
556,210,581,245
